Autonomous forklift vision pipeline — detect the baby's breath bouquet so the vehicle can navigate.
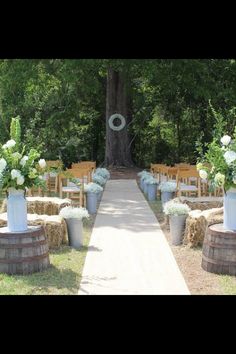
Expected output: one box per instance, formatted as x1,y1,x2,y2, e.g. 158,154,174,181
0,117,47,193
197,129,236,192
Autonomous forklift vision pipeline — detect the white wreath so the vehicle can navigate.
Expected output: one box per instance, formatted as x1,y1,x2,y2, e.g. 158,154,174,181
108,114,126,131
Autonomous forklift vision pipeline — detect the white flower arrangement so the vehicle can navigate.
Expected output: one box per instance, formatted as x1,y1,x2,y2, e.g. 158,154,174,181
84,182,103,193
197,129,236,191
163,200,191,216
145,176,159,185
138,170,150,177
141,173,152,181
0,117,47,192
95,168,110,180
159,181,177,192
92,174,106,186
59,206,89,220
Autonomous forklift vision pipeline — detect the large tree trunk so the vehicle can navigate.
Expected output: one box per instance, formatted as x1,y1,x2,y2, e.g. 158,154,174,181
104,68,133,167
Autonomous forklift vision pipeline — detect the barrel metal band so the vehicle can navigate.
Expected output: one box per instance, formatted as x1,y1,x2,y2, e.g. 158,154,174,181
0,227,44,239
0,239,48,249
202,254,236,266
0,252,49,264
204,239,236,249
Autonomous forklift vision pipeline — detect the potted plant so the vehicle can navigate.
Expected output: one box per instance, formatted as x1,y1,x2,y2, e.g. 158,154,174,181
59,206,89,248
141,173,153,194
84,182,103,212
92,174,106,187
146,176,159,201
163,200,191,245
159,181,176,208
95,168,110,181
138,171,151,191
0,117,47,232
197,127,236,231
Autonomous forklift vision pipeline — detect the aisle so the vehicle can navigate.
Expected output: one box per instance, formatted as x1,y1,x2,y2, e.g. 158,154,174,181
78,180,190,295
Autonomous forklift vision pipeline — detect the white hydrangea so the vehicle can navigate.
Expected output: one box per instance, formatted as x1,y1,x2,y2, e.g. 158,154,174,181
199,169,208,179
20,155,29,167
38,159,46,169
16,175,25,185
224,150,236,165
11,169,21,179
2,139,16,149
214,172,225,186
221,135,231,146
0,158,7,172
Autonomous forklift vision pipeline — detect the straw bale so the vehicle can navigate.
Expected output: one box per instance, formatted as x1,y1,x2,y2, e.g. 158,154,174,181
0,197,71,215
0,213,68,249
183,207,223,247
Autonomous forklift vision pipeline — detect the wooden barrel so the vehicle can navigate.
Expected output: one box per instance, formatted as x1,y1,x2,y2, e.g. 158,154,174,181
0,226,50,275
202,223,236,275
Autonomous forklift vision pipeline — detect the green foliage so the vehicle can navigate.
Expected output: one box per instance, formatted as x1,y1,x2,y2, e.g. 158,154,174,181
0,59,236,167
0,117,46,191
10,116,21,149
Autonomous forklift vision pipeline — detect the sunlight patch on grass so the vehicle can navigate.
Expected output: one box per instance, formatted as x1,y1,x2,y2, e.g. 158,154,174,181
220,275,236,295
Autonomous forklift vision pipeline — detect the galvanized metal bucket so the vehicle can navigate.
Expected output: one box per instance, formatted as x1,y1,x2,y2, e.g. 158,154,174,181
65,218,83,249
169,215,187,245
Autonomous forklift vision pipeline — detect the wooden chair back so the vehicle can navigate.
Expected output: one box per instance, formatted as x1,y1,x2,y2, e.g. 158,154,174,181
176,169,201,197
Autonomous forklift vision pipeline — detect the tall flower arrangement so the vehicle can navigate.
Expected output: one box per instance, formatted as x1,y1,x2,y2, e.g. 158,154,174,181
197,128,236,192
0,117,47,192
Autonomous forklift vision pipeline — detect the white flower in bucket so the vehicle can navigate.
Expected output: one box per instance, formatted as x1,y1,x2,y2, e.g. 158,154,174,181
59,206,89,220
95,168,110,180
163,200,191,216
92,174,106,186
159,181,177,192
84,182,103,193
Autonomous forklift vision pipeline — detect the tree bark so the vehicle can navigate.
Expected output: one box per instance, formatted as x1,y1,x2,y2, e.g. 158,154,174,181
104,68,133,167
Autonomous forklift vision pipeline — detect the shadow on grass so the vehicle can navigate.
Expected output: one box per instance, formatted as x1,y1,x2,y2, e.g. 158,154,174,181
15,264,80,293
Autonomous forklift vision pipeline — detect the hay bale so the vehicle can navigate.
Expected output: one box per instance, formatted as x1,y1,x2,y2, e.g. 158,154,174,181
0,197,71,215
0,213,68,249
183,207,223,247
179,196,223,211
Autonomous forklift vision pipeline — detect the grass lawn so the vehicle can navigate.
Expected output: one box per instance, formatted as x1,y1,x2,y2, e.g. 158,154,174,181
147,196,236,295
0,212,95,295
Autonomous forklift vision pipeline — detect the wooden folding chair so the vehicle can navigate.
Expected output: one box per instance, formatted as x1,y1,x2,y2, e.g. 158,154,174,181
59,168,91,206
176,169,201,198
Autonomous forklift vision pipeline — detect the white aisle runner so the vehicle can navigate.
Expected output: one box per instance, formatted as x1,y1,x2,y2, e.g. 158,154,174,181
78,180,190,295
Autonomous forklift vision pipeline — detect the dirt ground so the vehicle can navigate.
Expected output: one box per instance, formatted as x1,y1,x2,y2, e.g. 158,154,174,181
152,204,226,295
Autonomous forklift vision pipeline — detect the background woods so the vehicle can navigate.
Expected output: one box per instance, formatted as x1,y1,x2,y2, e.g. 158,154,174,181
0,59,236,167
